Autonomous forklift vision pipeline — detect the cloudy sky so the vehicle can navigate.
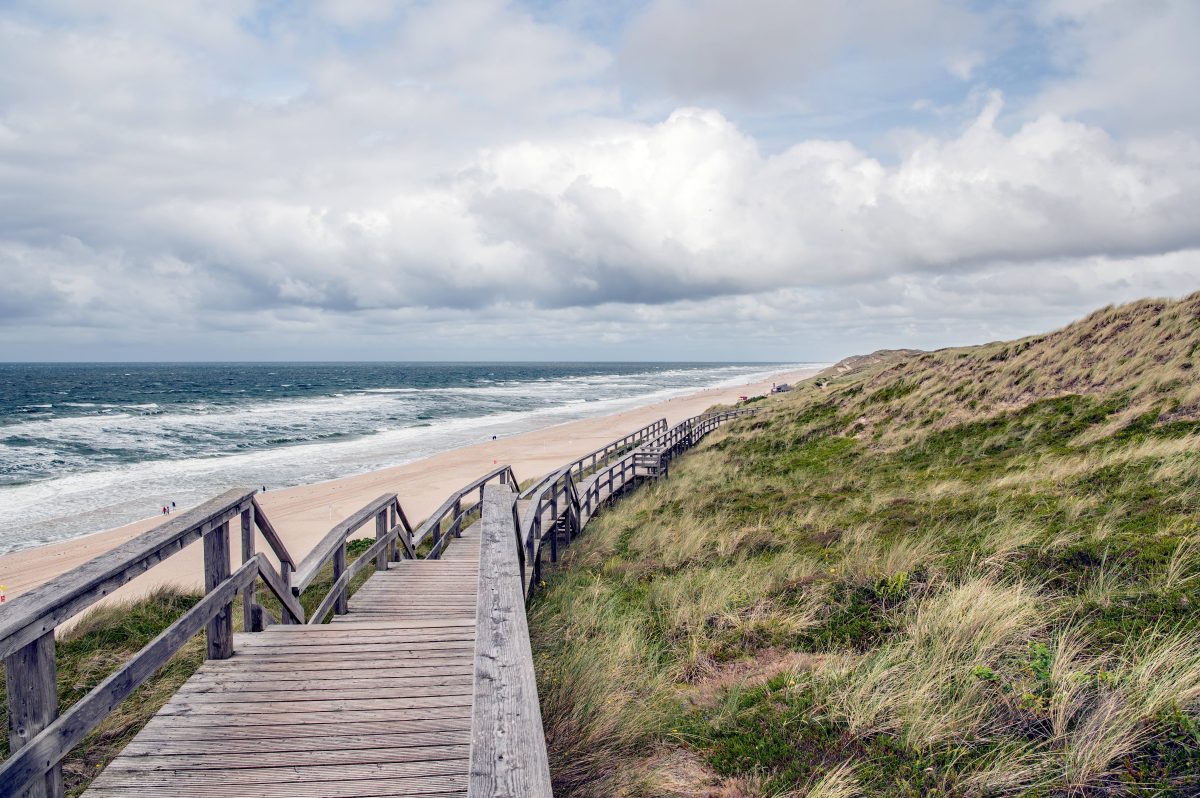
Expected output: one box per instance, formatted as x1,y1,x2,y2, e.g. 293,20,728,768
1,0,1198,362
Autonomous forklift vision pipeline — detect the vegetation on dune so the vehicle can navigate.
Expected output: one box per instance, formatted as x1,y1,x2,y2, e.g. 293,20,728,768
529,292,1200,797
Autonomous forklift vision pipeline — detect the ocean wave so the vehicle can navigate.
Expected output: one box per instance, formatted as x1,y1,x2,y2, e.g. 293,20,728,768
0,362,820,553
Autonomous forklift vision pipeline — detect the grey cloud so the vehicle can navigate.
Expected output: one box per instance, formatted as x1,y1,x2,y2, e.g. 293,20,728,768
617,0,987,105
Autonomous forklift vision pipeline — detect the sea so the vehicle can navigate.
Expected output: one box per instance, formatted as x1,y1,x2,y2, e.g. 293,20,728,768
0,362,813,555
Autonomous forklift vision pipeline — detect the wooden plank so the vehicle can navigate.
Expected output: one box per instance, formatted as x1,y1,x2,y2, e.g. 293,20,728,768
135,716,471,739
198,652,472,667
232,640,476,655
0,560,258,795
184,671,473,689
89,759,469,786
220,651,473,666
157,693,472,712
104,744,472,771
85,774,467,798
148,705,472,724
119,730,470,756
247,628,475,643
469,484,553,798
177,683,473,702
0,488,254,660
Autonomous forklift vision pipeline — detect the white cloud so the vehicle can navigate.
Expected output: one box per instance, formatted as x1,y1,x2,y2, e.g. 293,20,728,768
0,1,1198,361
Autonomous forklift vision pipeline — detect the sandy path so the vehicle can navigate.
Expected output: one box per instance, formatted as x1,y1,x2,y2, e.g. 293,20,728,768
0,368,819,609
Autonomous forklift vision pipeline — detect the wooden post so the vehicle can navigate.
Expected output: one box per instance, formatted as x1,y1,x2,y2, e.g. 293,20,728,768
240,506,257,632
453,498,463,538
278,559,294,624
333,541,348,615
389,503,400,561
549,487,558,562
5,631,63,798
375,509,389,572
203,520,233,660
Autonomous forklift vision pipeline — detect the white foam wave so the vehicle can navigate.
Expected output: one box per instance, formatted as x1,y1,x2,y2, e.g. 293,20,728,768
0,363,822,553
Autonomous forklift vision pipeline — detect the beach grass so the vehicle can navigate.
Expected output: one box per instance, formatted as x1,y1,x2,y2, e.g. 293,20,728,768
528,292,1200,797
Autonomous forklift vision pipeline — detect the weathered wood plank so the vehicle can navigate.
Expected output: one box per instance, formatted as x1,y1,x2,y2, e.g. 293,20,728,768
469,484,553,798
134,716,472,739
89,758,470,785
240,507,257,633
104,744,472,771
119,730,470,756
173,675,474,695
155,694,472,715
85,773,468,798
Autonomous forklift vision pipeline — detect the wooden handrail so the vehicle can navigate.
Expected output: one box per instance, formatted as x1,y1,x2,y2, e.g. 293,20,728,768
413,464,518,553
0,557,259,798
471,484,553,797
519,418,666,500
291,493,397,593
0,488,255,661
307,518,410,624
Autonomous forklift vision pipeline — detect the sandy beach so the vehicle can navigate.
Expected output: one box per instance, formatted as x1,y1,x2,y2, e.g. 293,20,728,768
0,367,819,608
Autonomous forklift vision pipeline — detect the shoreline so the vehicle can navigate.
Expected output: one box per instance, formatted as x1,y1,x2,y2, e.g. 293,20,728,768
0,366,821,607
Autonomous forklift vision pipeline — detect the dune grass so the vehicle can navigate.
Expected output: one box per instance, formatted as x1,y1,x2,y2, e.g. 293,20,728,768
529,293,1200,797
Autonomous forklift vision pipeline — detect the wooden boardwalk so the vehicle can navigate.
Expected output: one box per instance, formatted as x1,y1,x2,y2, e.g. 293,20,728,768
84,524,484,798
0,410,754,798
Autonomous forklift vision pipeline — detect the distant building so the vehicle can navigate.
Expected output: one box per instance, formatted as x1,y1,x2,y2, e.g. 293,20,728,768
771,383,792,393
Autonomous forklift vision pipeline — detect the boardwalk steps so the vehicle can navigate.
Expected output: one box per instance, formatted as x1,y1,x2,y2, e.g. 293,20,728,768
0,410,755,798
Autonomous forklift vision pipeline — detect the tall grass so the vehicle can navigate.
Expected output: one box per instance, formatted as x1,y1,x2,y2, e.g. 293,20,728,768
530,292,1200,797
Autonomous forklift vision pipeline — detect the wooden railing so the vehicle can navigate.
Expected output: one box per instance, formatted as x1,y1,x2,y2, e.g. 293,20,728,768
0,404,757,798
0,489,305,798
470,406,755,794
414,465,519,559
299,494,415,625
518,418,667,500
514,407,757,601
472,484,554,798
